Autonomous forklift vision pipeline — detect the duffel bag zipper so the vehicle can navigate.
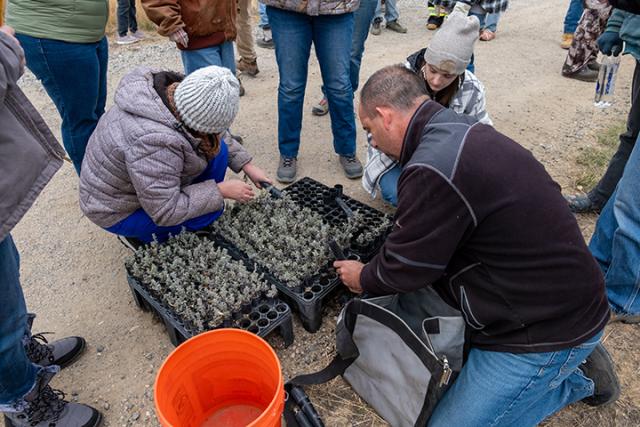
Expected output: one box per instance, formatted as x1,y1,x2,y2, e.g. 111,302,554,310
439,356,452,387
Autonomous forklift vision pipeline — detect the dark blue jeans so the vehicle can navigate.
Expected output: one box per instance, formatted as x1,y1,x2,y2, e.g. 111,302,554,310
563,0,584,34
0,236,37,406
117,0,138,37
105,142,229,243
16,35,109,175
267,6,357,158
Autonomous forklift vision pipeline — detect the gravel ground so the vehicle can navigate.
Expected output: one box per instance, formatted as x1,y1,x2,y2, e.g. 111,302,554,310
11,0,640,425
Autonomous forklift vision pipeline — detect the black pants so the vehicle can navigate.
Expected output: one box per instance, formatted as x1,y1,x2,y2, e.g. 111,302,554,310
117,0,138,37
589,59,640,208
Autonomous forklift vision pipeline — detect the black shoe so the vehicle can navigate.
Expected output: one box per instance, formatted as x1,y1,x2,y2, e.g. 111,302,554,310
565,194,602,214
563,67,599,82
581,343,621,406
24,314,86,369
370,18,382,36
587,61,601,72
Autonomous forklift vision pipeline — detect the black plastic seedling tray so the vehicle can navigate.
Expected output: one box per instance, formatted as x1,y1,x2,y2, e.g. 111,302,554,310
283,177,392,262
126,243,295,347
209,234,360,333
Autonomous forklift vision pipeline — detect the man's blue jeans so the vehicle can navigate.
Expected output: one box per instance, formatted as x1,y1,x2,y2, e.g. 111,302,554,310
351,0,378,92
105,142,229,243
589,135,640,316
0,236,37,406
563,0,584,34
16,35,108,175
267,6,357,158
375,0,399,22
259,3,270,28
378,164,402,206
180,41,236,75
429,330,602,427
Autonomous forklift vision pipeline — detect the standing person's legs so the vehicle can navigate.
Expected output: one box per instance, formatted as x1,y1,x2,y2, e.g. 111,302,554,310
259,3,270,28
588,61,640,207
15,35,109,174
350,0,379,91
116,0,131,36
313,13,357,158
562,5,612,78
236,0,258,64
267,6,313,159
589,135,640,318
180,42,236,75
374,0,383,21
128,0,138,34
383,0,400,23
563,0,584,35
429,332,602,427
484,12,500,32
0,235,37,409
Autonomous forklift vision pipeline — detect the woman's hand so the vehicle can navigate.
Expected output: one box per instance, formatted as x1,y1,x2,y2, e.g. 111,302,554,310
242,163,272,189
218,179,255,203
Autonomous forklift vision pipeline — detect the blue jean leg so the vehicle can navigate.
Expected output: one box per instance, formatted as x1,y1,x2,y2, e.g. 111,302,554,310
105,143,229,243
180,41,236,75
429,331,602,427
375,0,400,22
259,3,270,28
0,236,36,405
350,0,378,92
589,136,640,316
313,13,357,157
16,35,109,175
378,164,401,206
563,0,584,34
484,12,500,32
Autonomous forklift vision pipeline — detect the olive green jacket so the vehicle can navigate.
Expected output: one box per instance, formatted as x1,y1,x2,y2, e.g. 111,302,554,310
7,0,108,43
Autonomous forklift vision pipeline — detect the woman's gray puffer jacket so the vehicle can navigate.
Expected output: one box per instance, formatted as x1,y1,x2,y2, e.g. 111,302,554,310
79,67,251,228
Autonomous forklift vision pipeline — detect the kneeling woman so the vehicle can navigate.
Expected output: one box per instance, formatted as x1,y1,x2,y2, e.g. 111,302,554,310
79,65,270,243
362,11,492,206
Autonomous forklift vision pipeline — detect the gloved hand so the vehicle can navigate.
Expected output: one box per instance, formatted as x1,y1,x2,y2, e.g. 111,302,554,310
597,31,624,56
169,28,189,48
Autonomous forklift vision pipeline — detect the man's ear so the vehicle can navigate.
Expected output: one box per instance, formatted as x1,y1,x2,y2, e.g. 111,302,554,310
375,106,394,131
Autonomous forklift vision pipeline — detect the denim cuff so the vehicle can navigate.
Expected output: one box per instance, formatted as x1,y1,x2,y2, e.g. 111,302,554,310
0,365,59,413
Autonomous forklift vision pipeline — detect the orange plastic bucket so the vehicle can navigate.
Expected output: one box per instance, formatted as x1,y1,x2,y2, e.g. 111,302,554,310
154,329,284,427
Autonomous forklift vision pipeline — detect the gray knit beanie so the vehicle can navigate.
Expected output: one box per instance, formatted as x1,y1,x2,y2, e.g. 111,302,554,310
174,65,240,134
424,11,480,75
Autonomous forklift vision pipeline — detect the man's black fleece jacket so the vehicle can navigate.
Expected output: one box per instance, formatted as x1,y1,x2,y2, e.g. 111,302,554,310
361,100,609,353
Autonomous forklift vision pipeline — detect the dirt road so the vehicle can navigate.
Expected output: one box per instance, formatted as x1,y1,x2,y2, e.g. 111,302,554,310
12,0,640,425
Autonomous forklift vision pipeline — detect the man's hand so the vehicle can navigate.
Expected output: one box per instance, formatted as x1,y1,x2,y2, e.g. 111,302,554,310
597,31,623,56
334,260,365,294
169,28,189,48
242,162,272,189
218,179,255,203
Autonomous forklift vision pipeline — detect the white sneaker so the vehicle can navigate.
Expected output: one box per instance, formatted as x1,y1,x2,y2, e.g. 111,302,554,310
131,30,146,40
116,34,138,45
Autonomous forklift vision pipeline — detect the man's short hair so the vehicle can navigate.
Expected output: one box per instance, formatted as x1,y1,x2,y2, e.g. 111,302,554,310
360,65,429,118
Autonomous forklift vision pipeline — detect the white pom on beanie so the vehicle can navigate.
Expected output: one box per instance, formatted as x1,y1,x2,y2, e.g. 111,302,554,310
424,11,480,75
174,65,240,134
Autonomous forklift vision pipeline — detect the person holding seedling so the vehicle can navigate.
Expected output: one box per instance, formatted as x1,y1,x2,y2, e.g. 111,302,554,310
362,10,492,206
79,65,271,246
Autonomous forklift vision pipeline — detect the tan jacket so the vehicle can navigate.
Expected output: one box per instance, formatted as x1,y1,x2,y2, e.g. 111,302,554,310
141,0,237,42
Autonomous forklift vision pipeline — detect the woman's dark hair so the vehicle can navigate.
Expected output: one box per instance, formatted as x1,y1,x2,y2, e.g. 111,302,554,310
426,75,461,108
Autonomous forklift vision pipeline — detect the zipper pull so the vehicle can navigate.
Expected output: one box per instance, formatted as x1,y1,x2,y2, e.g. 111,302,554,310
439,356,452,387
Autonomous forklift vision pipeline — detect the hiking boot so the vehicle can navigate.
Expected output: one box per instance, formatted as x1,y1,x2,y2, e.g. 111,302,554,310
24,314,86,369
312,96,329,116
561,33,573,49
426,14,444,30
257,28,275,49
609,309,640,324
386,20,407,34
563,67,599,82
4,369,102,427
370,18,382,36
339,155,363,179
131,30,146,40
116,34,138,45
587,60,601,72
239,78,246,97
580,343,621,406
277,156,297,183
237,58,259,77
565,194,601,214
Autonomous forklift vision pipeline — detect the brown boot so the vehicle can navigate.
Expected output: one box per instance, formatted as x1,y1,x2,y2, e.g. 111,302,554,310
237,58,259,77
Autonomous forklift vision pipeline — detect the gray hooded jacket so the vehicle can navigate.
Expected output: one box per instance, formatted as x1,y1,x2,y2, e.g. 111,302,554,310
79,67,252,228
0,31,65,242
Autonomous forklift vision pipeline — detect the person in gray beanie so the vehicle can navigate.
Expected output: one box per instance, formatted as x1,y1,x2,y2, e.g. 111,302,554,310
362,11,492,206
79,65,271,246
